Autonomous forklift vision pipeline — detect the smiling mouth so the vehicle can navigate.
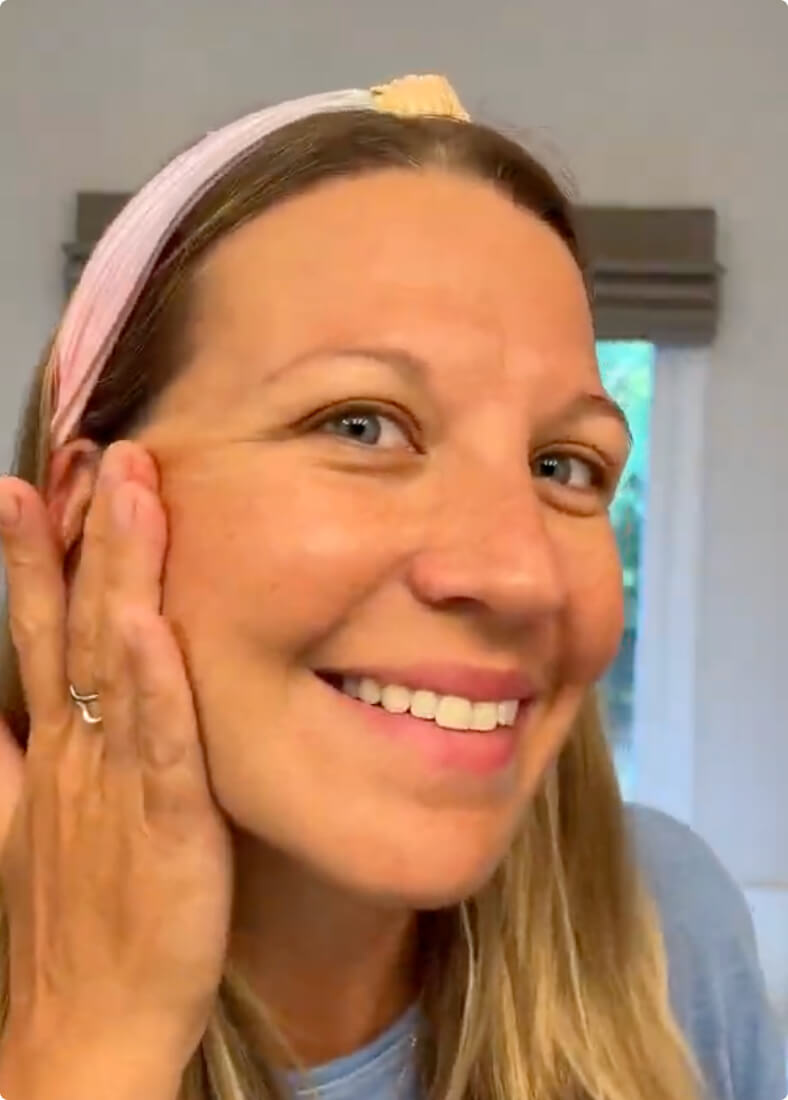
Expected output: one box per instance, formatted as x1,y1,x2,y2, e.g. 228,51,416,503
316,672,520,733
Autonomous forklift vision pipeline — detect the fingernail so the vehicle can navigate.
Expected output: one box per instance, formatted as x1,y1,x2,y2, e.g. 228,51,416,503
0,493,20,530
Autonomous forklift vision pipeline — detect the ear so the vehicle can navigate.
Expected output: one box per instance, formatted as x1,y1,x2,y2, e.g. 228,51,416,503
45,438,103,555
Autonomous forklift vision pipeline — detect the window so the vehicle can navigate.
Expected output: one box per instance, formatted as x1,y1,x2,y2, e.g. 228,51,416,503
597,341,656,798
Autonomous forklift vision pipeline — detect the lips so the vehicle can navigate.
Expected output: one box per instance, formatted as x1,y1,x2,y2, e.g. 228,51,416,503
315,667,525,775
312,661,534,775
314,661,537,741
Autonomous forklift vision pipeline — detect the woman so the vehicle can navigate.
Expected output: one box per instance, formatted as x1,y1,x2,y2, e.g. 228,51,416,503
0,75,783,1100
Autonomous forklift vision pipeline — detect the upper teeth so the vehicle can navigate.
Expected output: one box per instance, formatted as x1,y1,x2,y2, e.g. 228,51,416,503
340,676,519,732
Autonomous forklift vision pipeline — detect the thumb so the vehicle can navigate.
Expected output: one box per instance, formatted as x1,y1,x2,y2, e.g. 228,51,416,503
0,715,24,853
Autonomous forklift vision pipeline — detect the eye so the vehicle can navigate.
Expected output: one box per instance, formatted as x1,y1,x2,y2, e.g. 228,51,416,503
533,452,601,491
315,406,413,449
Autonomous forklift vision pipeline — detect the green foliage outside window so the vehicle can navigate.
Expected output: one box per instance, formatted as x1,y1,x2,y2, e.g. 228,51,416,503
596,341,655,793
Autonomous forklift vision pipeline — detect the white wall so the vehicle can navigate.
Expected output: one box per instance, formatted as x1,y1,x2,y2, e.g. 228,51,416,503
1,0,786,1020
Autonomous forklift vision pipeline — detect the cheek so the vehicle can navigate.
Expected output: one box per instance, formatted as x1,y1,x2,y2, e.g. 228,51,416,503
158,459,406,650
560,522,624,683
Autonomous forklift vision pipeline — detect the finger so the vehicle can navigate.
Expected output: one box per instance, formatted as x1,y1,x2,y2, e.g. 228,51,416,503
0,714,24,853
123,611,216,826
0,477,70,736
64,472,109,701
96,477,168,763
105,470,167,625
65,442,159,704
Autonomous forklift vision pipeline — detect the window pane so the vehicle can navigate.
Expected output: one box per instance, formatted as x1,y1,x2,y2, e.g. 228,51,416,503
596,341,656,798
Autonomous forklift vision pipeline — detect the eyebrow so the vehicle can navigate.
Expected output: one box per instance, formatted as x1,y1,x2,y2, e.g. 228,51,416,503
548,392,632,441
267,345,425,386
269,344,631,439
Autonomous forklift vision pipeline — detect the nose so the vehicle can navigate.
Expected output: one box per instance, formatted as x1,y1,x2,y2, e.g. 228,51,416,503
405,467,566,629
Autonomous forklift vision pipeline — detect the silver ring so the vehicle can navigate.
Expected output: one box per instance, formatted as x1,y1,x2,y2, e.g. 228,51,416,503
69,683,103,726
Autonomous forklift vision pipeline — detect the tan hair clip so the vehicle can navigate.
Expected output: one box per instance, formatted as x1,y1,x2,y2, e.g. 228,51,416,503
370,74,470,122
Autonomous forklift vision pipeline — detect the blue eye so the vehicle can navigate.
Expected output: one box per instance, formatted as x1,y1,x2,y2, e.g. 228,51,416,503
534,453,599,489
318,409,411,449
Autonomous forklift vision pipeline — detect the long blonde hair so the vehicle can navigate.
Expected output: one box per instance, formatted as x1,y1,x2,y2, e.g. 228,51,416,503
0,108,701,1099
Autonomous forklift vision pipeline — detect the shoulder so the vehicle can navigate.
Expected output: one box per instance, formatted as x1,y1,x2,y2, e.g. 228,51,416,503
625,804,786,1100
626,803,754,944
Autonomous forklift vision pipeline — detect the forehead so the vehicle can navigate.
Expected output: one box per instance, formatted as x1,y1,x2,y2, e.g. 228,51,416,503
190,168,595,380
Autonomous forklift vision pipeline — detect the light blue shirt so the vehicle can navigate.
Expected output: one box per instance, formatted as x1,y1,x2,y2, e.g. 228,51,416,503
286,805,787,1100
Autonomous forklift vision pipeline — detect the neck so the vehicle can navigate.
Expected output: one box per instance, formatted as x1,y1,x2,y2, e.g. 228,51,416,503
229,831,419,1067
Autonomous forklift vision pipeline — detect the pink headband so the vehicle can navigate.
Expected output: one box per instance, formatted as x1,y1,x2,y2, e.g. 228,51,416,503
46,75,470,448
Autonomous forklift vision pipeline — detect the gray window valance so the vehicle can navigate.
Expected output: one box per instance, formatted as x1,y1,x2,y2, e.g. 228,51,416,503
576,207,719,346
64,193,720,347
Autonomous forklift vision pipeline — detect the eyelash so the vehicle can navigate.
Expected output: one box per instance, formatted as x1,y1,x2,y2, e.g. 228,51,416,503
304,402,618,494
305,402,421,451
533,448,613,491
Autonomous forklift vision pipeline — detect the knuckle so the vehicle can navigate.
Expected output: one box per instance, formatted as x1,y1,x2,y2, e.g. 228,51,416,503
9,606,54,652
26,714,72,772
1,536,35,569
140,727,189,769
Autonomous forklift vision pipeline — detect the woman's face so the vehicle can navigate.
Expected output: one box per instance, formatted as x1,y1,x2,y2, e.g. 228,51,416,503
140,167,628,907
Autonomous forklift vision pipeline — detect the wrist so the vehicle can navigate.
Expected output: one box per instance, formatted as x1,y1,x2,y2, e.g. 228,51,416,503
0,1024,187,1100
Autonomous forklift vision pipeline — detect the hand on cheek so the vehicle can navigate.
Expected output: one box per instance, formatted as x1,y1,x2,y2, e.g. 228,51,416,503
0,442,234,1100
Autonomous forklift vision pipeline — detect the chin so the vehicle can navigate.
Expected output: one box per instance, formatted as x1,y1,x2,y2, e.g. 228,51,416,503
384,877,500,912
354,861,505,911
306,825,516,912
